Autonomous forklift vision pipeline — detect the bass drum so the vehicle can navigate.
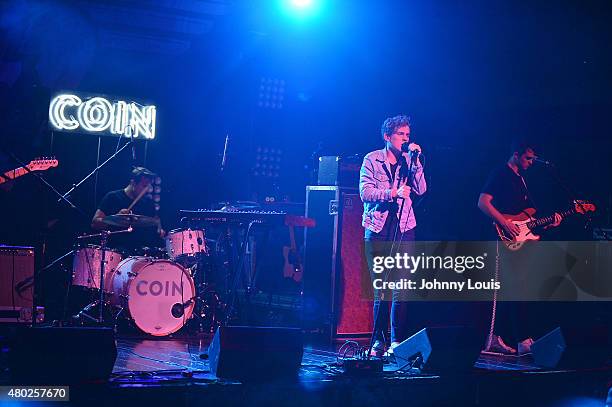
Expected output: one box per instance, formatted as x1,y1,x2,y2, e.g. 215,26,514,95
108,257,195,336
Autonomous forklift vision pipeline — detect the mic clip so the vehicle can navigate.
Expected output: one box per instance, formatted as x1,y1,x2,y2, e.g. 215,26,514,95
534,158,552,166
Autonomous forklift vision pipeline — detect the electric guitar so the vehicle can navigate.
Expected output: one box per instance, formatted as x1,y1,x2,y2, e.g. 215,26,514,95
0,158,58,185
282,215,316,283
495,200,596,251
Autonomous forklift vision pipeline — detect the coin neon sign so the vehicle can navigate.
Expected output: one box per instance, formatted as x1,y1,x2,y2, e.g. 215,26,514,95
49,93,157,140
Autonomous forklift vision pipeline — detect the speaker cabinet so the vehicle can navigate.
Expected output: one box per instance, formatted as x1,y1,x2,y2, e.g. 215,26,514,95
303,186,372,336
0,246,35,323
208,326,303,380
8,327,117,384
317,156,361,188
532,326,611,368
393,326,484,373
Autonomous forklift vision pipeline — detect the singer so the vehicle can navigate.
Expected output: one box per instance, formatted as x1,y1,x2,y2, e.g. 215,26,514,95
359,114,427,357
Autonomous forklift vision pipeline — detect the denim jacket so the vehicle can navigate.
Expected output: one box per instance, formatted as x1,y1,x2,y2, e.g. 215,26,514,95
359,148,427,234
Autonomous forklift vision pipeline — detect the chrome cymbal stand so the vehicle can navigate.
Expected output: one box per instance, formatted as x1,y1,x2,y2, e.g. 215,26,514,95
73,227,132,324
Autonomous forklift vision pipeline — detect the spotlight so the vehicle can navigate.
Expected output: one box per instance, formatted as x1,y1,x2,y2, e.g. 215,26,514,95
280,0,320,20
291,0,313,8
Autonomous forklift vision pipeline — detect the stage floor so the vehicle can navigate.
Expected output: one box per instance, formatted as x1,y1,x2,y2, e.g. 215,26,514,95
112,336,539,375
99,336,611,407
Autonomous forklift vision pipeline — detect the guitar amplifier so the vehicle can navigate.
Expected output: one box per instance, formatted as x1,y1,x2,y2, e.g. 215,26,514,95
317,156,361,188
303,186,372,337
0,246,38,323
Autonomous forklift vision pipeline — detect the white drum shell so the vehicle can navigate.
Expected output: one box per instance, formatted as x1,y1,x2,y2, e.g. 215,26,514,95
72,246,123,290
165,229,207,263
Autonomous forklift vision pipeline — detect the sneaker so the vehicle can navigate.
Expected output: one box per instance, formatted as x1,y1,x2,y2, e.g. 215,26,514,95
487,334,517,355
517,337,534,355
385,341,401,355
369,340,384,357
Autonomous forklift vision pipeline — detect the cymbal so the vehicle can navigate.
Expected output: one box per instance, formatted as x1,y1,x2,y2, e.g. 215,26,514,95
102,214,158,228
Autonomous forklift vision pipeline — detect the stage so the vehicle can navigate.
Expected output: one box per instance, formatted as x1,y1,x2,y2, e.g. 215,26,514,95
2,1,612,405
52,335,611,406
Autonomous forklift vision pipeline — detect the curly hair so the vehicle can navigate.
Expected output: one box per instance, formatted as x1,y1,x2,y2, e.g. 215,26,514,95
380,114,411,141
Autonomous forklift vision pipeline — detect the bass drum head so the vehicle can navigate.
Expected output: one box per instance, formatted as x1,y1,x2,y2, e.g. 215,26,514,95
124,258,195,336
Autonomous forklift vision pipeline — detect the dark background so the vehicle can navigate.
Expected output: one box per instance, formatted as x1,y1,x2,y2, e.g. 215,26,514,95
1,1,610,319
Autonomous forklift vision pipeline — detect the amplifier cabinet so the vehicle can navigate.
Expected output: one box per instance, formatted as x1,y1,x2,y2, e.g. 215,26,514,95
303,186,372,337
0,246,35,323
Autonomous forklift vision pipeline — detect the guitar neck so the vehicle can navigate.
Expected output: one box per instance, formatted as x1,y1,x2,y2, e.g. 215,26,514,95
0,167,28,185
526,208,576,229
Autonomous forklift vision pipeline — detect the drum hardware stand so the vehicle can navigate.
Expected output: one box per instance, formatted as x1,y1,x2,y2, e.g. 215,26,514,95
4,137,135,327
192,286,224,333
224,220,257,325
58,138,133,205
14,248,76,326
187,261,225,333
72,228,132,325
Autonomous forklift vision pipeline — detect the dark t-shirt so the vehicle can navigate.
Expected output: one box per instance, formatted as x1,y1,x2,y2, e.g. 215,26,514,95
481,165,534,216
97,189,160,251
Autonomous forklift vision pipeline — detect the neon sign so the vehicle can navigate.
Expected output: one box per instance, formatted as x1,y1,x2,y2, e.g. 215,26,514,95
49,93,157,140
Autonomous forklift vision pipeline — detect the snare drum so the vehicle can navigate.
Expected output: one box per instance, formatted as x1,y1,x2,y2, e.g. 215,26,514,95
72,246,123,290
165,228,207,266
107,257,195,336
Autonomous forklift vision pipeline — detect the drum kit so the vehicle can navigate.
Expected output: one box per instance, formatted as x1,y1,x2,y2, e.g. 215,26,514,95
71,214,219,337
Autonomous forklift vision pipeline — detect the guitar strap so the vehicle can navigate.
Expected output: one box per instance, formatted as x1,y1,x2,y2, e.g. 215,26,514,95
518,173,538,213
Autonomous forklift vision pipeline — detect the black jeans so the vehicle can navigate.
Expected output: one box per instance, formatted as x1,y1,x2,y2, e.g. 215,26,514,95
365,227,415,344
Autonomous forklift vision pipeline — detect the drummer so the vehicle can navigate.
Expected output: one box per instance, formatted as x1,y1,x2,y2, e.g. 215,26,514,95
92,167,164,253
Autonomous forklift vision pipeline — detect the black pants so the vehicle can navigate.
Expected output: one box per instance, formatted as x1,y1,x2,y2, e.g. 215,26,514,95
365,228,415,344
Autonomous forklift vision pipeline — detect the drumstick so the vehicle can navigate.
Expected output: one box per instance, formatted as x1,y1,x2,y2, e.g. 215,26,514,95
126,187,149,212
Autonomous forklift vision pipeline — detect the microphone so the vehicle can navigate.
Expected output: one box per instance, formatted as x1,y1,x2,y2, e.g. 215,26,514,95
401,142,421,164
171,298,194,318
534,157,552,166
401,142,420,155
221,134,229,172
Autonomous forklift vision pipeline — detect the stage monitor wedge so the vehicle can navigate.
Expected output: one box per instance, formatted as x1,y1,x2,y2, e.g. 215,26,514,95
531,326,611,369
208,326,304,381
8,327,117,384
393,326,484,373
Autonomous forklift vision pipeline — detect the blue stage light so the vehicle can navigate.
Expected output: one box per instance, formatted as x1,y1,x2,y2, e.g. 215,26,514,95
291,0,313,8
280,0,320,19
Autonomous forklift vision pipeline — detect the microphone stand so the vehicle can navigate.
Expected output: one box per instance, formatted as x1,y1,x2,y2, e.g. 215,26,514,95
540,161,603,238
59,139,133,205
1,148,81,214
1,148,83,327
367,152,414,359
10,137,134,326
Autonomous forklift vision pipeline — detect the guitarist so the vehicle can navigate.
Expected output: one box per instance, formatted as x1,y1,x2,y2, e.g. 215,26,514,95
477,139,562,355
